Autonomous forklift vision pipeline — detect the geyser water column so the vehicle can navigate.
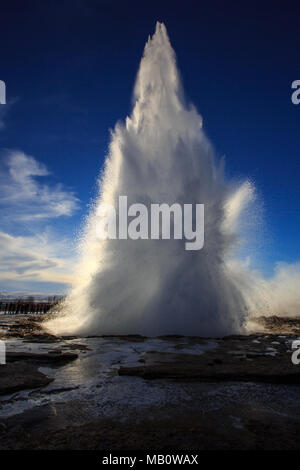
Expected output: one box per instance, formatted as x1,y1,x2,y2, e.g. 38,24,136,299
46,22,255,336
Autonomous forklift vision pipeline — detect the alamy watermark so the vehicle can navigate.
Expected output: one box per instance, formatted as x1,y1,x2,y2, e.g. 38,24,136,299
291,340,300,365
0,80,6,105
291,80,300,105
0,340,6,365
96,196,204,251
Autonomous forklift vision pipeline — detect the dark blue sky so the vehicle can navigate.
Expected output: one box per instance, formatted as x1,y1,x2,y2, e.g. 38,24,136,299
0,0,299,292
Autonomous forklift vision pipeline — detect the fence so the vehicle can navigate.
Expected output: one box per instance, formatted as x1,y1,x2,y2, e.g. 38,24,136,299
0,300,59,315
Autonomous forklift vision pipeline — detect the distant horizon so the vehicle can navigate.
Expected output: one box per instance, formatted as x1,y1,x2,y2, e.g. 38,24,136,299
0,290,65,297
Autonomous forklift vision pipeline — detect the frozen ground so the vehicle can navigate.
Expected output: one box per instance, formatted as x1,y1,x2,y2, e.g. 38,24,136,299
0,332,218,419
1,314,300,449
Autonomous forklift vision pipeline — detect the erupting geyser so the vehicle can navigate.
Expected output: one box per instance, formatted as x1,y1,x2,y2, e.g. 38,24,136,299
46,22,261,336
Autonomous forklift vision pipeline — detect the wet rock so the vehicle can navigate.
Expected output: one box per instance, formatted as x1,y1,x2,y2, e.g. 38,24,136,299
119,348,300,384
0,401,94,440
2,403,57,433
2,402,300,450
22,333,59,343
6,351,78,364
0,361,53,395
60,343,90,352
29,386,79,397
90,334,146,342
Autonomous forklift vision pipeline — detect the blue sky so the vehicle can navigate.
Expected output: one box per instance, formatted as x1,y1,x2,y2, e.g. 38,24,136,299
0,0,299,293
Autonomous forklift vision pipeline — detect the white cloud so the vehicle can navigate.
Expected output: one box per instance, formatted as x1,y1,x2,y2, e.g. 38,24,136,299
0,151,79,222
0,230,77,286
0,151,80,292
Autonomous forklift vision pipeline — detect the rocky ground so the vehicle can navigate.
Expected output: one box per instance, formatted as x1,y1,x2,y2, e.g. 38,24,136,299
1,314,300,449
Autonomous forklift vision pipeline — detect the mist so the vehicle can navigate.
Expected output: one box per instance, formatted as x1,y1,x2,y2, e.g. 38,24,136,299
46,23,300,337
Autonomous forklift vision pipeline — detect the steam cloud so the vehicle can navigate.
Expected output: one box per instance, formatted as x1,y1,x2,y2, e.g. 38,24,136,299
46,23,300,336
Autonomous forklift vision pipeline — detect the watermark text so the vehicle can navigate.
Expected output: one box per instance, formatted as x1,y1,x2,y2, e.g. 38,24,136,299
0,80,6,105
291,80,300,105
96,196,204,251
